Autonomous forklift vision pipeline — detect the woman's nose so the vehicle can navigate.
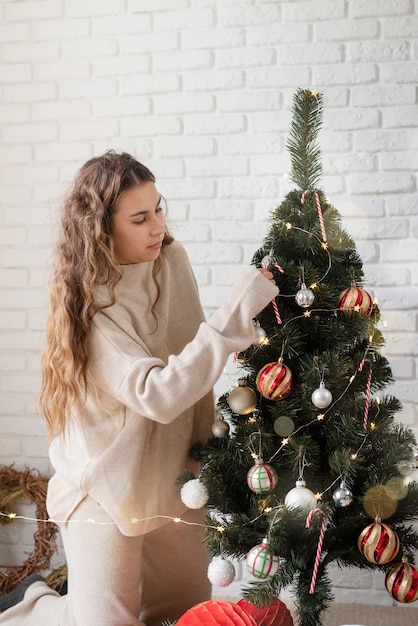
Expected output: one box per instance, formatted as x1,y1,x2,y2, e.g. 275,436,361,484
150,216,165,235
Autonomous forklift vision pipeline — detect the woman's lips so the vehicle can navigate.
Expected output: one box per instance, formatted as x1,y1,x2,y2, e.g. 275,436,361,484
148,241,162,250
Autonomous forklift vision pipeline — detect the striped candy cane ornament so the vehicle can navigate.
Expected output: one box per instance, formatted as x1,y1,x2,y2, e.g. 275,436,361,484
271,297,282,325
261,254,284,326
358,359,372,430
301,190,327,243
363,366,372,430
305,508,327,594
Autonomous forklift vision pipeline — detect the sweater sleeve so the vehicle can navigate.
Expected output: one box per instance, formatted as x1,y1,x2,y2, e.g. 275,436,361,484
89,267,278,424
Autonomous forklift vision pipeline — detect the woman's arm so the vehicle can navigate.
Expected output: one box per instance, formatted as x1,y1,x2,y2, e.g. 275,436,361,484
89,267,278,424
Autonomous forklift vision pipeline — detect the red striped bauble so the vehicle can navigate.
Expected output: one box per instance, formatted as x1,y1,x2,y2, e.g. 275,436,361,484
358,521,400,564
385,558,418,604
338,286,373,316
256,359,293,401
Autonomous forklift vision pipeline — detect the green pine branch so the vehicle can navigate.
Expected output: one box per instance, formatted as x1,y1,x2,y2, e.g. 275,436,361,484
286,88,324,190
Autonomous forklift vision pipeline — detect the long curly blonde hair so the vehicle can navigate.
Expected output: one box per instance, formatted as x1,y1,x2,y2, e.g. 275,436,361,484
38,151,173,438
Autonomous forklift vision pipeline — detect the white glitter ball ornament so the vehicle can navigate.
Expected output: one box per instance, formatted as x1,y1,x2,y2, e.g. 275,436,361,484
180,478,209,509
207,556,236,587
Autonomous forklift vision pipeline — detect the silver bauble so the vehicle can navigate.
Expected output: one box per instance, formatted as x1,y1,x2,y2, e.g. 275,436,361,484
295,283,315,308
261,254,273,269
227,379,257,415
284,478,317,511
332,481,353,507
311,381,333,409
212,418,230,438
252,322,267,345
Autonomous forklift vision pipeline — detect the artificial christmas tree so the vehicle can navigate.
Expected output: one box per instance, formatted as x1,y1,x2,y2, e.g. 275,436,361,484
179,89,418,626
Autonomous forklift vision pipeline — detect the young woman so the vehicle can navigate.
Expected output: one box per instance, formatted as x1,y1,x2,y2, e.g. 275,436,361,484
0,151,278,625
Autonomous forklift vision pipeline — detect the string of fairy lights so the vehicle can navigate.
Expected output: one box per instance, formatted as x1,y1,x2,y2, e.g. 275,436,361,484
0,214,395,532
1,204,416,603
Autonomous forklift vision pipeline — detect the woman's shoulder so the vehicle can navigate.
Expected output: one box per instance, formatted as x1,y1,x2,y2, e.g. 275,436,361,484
162,239,190,267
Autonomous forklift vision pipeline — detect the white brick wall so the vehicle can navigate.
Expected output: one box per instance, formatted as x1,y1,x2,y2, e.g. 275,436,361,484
0,0,417,607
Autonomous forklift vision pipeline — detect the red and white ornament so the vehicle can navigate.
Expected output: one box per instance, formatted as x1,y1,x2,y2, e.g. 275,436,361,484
246,538,280,579
228,379,257,415
285,478,317,512
358,521,400,564
256,359,293,401
385,557,418,603
207,556,236,588
305,508,327,594
247,459,278,494
180,478,209,509
338,286,373,316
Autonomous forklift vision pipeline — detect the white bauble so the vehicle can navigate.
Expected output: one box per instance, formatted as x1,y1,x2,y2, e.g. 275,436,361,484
311,381,333,409
180,479,209,509
207,556,236,587
285,478,317,512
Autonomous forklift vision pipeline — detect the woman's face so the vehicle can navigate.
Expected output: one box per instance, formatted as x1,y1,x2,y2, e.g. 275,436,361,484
111,182,166,265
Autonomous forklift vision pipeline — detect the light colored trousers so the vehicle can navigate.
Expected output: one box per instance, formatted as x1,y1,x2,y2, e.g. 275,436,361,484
0,496,211,626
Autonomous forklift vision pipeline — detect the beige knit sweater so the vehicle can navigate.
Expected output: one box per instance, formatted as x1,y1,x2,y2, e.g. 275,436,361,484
47,241,278,536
